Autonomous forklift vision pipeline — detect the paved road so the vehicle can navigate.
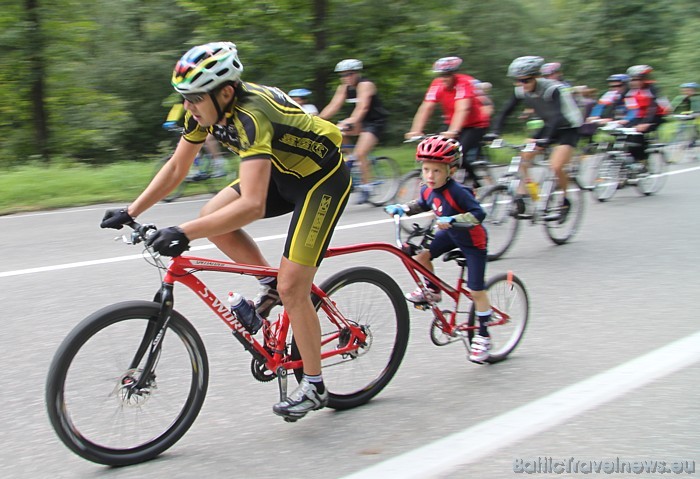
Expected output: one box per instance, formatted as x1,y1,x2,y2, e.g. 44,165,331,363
1,166,699,479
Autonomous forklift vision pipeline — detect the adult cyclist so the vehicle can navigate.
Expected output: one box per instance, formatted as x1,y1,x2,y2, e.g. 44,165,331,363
587,74,630,122
489,56,583,220
319,59,389,204
100,42,351,421
405,56,490,188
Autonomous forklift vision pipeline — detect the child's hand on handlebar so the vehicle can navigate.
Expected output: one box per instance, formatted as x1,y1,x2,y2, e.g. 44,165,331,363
385,204,405,217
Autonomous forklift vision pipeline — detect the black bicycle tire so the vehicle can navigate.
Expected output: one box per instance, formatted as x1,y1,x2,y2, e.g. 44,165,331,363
467,272,529,363
291,267,410,410
368,156,401,206
543,179,585,246
478,184,520,261
45,301,209,466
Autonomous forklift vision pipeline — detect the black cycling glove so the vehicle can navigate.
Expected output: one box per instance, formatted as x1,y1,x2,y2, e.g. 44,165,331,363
101,208,134,230
146,226,190,257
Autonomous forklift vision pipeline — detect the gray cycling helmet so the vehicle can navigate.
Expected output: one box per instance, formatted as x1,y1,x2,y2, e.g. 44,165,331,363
507,56,544,78
680,82,699,89
626,65,653,78
334,59,363,72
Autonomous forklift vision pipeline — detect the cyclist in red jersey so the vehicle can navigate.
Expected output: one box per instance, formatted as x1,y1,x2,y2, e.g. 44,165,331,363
406,57,489,187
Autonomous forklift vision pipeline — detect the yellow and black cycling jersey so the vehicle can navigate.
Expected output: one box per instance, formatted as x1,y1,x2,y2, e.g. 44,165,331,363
183,81,344,180
183,81,351,267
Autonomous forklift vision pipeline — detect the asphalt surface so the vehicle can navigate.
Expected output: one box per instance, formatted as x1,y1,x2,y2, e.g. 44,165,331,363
1,164,699,479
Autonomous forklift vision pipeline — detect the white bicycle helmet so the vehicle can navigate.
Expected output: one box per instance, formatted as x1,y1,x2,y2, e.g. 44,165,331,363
172,42,243,94
334,59,363,72
626,65,653,79
507,56,544,78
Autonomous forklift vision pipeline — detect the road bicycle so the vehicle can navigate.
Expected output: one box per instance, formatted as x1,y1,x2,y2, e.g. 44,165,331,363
153,150,239,202
664,113,699,164
592,123,668,202
390,216,529,361
477,140,586,261
46,222,410,466
394,136,501,238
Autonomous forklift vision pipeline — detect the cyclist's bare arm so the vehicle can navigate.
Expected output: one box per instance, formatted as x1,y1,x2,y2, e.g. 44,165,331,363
406,101,437,138
179,157,271,240
129,139,203,217
341,80,374,129
318,84,347,120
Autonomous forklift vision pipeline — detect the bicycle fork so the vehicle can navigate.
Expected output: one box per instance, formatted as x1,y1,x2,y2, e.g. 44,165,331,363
121,283,175,397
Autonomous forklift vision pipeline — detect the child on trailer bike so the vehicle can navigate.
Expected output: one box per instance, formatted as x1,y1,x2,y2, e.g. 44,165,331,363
384,136,493,364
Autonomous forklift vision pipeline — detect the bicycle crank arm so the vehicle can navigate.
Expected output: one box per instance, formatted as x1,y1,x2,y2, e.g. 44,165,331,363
276,367,288,402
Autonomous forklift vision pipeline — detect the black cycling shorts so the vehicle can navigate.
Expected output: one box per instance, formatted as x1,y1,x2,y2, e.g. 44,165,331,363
534,127,579,147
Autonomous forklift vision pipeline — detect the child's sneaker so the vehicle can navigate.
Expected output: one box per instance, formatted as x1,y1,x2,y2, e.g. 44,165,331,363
405,287,442,304
469,334,491,364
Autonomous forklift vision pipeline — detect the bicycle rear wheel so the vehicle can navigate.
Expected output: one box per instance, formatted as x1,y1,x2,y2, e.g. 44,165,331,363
478,184,520,261
294,267,410,410
467,272,529,363
636,151,668,196
46,301,208,466
592,153,622,202
368,156,401,206
394,169,434,238
543,180,585,245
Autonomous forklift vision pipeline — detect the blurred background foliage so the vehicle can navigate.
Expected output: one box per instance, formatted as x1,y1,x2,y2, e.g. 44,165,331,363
2,0,698,167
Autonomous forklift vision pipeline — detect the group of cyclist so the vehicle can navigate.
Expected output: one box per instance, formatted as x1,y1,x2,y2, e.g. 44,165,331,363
100,40,697,423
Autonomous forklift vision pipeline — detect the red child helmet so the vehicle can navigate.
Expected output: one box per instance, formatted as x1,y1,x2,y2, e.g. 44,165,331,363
416,135,462,166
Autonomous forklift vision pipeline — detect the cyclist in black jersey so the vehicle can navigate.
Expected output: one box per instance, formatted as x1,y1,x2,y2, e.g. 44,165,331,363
490,56,583,218
319,59,389,204
100,42,351,421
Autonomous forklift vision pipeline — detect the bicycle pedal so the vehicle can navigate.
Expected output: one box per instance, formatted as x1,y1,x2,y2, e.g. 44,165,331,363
412,302,431,311
516,213,533,219
283,416,300,423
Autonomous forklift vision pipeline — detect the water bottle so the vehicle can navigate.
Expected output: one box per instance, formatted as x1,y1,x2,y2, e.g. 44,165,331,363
525,177,539,201
228,292,263,334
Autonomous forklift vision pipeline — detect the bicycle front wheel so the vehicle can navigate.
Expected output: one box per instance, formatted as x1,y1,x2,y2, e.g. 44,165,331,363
46,301,209,466
468,272,529,363
543,180,585,245
635,151,668,196
368,156,401,206
295,267,410,410
592,153,622,202
478,184,520,261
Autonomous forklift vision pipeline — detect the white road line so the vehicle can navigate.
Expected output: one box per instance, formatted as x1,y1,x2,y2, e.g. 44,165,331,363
339,329,700,479
0,218,396,278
